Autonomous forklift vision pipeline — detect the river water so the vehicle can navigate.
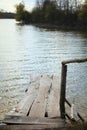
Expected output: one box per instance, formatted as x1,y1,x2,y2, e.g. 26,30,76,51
0,19,87,120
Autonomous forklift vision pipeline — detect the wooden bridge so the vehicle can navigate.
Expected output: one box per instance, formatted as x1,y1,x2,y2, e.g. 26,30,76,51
3,74,65,129
2,57,87,130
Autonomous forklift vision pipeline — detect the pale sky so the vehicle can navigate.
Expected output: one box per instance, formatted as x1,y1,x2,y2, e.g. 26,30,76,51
0,0,85,13
0,0,36,12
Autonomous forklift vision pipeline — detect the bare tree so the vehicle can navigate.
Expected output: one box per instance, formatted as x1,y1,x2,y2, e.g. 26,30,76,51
55,0,83,11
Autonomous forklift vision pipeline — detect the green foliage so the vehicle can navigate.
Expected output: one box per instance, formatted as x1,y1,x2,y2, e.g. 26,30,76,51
78,1,87,25
15,2,25,21
32,7,43,22
32,0,59,23
31,0,78,25
15,2,31,23
43,1,58,22
0,11,15,19
15,0,87,29
0,12,3,18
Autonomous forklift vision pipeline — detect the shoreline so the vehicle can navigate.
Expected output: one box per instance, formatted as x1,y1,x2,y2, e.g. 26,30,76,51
33,23,87,32
17,21,87,32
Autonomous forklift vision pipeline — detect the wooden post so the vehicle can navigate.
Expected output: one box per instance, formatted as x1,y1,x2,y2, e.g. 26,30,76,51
60,57,87,120
60,63,67,119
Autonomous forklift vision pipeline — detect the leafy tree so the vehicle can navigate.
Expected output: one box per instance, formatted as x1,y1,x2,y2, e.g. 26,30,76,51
32,6,43,22
15,0,87,29
15,2,25,21
0,11,15,19
0,12,3,18
43,0,58,22
78,1,87,25
15,2,31,23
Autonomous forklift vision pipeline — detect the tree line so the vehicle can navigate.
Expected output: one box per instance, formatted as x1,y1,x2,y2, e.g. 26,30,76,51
15,0,87,28
0,11,15,19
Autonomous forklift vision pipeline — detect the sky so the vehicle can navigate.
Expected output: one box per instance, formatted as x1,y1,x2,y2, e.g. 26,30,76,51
0,0,85,13
0,0,36,12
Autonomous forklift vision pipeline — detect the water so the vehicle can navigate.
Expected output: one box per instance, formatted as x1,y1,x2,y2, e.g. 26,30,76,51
0,19,87,120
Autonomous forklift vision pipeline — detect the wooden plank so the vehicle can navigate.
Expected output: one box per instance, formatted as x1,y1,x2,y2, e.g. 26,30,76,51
29,74,42,83
47,75,60,118
62,57,87,65
9,75,42,116
29,75,52,118
3,115,65,126
1,124,66,130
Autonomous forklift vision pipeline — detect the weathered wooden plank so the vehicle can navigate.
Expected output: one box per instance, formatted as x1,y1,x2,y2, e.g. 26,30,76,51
29,75,52,118
3,115,65,126
62,57,87,65
9,75,42,116
29,74,42,85
1,124,66,130
47,75,60,118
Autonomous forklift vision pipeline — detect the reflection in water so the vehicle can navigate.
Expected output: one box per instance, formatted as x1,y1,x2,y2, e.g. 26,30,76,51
0,19,87,119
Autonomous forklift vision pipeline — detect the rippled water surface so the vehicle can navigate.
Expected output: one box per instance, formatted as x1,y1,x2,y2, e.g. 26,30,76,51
0,19,87,119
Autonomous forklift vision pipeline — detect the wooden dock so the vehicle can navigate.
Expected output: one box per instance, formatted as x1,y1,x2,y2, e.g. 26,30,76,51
2,74,67,129
2,57,87,129
9,74,61,118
